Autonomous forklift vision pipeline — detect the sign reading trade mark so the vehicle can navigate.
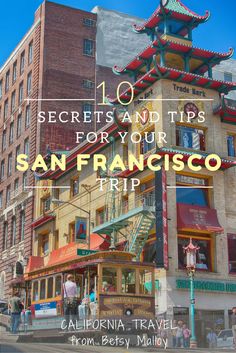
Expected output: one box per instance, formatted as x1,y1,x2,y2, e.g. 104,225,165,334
173,83,206,97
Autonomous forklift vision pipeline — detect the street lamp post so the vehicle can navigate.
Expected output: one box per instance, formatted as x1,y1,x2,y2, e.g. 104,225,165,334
183,238,200,349
51,198,91,249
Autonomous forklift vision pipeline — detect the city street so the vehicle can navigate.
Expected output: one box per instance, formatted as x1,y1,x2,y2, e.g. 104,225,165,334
0,341,235,353
0,327,234,353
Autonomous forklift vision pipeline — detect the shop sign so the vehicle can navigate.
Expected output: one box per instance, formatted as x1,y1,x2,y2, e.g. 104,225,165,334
77,249,97,256
176,279,236,293
173,83,206,97
35,301,57,318
75,217,87,243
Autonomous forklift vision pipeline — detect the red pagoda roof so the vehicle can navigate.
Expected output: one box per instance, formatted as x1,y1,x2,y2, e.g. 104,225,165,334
214,95,236,124
134,0,210,36
110,65,236,104
113,38,233,76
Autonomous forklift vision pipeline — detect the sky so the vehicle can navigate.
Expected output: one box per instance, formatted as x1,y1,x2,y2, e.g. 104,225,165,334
0,0,235,67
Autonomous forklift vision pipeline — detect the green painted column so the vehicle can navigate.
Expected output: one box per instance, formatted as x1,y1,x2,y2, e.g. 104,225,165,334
188,27,193,41
208,64,213,79
160,50,165,66
189,271,197,348
164,19,168,35
184,55,190,72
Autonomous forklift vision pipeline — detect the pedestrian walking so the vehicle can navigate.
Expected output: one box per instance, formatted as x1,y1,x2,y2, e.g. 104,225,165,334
183,324,191,348
63,274,78,327
9,292,23,334
176,321,184,348
206,328,217,348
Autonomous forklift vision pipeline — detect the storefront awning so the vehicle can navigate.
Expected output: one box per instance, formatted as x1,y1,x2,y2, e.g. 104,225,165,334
31,214,55,229
177,203,223,233
25,256,44,274
38,234,109,269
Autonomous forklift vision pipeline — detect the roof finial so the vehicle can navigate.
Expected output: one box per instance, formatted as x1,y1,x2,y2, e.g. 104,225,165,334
160,0,169,8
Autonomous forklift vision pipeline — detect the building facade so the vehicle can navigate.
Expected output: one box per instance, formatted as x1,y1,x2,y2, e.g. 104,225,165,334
25,0,236,347
0,1,152,300
0,0,98,298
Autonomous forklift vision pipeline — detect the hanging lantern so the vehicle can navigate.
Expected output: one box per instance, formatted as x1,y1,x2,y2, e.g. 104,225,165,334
183,238,200,270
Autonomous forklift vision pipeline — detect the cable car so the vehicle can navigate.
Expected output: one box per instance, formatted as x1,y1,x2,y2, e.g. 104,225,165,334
27,251,155,328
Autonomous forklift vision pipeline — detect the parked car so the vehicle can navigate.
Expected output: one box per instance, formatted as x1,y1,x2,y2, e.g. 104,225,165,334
217,329,234,349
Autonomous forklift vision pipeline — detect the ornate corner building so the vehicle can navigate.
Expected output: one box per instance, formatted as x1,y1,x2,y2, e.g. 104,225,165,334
1,0,236,347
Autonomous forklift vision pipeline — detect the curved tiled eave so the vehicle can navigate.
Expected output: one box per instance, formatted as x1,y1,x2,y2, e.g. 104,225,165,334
110,64,236,104
133,0,210,35
214,96,236,124
113,39,233,76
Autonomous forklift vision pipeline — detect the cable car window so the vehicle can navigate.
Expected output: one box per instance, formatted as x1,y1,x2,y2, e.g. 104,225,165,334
55,275,62,296
102,268,117,293
47,277,53,298
122,269,136,294
40,279,46,300
139,270,152,295
33,281,39,301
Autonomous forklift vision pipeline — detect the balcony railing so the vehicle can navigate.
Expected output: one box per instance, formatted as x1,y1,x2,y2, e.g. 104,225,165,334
11,185,28,200
96,192,156,227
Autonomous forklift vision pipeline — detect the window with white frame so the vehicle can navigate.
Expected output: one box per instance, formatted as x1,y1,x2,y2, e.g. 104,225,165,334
83,18,96,27
6,185,11,206
0,160,4,181
27,72,32,95
5,70,10,93
7,153,12,176
28,41,33,64
13,61,17,83
9,122,14,145
3,222,8,250
25,105,31,128
83,39,95,56
4,99,8,121
19,82,24,104
11,91,16,113
20,51,25,75
2,130,6,151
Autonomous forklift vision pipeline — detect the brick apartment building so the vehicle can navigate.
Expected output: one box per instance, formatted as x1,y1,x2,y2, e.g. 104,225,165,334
0,1,99,298
0,0,148,299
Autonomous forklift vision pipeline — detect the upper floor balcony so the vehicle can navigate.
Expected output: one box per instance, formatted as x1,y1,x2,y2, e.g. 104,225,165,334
93,192,155,235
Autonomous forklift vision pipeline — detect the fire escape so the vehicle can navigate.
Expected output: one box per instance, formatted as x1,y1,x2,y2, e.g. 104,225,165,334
92,137,155,260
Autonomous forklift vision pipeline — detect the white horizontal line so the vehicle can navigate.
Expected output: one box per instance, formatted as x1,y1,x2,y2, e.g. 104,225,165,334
25,186,213,190
24,186,70,189
25,98,95,102
139,98,214,101
167,186,213,189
